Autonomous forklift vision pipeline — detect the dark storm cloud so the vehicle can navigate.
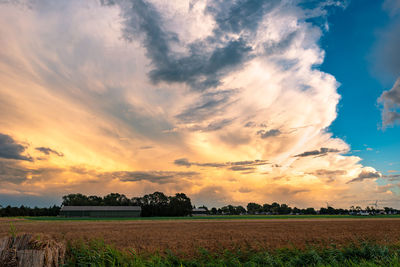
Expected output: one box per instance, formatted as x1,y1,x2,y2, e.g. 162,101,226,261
375,1,400,127
294,147,341,157
176,90,237,123
206,0,280,34
103,0,256,91
35,147,64,157
346,170,381,183
264,31,298,55
379,79,400,126
103,170,198,184
0,133,32,161
257,129,281,139
174,158,268,171
149,39,252,90
377,15,400,76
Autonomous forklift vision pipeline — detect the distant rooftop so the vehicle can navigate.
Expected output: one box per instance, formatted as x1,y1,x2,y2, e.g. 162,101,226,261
192,208,207,212
61,206,141,211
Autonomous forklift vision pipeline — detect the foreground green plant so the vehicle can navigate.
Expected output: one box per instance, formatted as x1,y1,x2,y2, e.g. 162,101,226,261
8,222,17,238
65,240,400,267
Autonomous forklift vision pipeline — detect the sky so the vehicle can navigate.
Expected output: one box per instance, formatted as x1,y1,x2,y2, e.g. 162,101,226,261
0,0,399,209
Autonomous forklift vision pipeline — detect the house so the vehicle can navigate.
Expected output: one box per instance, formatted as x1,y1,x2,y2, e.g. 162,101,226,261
59,206,141,217
192,207,208,216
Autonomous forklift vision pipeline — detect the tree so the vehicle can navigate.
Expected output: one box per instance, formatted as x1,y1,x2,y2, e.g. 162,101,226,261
210,207,218,215
304,208,316,215
235,206,246,215
292,207,300,214
168,193,192,216
278,204,292,214
221,206,230,215
88,195,103,206
62,193,89,206
270,202,280,214
247,202,262,214
262,204,272,213
141,192,169,216
103,193,130,206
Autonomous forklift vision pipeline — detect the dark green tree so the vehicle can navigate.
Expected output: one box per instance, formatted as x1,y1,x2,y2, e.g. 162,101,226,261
247,202,262,214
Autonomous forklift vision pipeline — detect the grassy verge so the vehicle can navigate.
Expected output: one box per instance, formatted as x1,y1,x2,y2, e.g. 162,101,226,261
65,240,400,266
25,214,400,222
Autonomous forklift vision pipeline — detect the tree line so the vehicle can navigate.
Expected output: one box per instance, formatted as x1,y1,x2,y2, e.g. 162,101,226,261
0,205,60,217
1,192,399,217
200,202,317,215
202,202,399,215
61,192,192,217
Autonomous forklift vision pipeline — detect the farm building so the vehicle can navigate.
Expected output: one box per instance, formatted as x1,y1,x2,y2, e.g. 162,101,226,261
192,207,208,216
60,206,141,217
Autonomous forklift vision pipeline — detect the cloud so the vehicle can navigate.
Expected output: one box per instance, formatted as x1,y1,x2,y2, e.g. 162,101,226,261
191,186,230,207
139,146,153,150
382,174,400,181
379,78,400,126
35,147,64,157
0,160,65,184
0,0,394,208
294,147,341,157
104,170,198,184
383,0,400,17
0,133,32,161
0,160,29,184
107,0,254,91
175,90,237,123
173,158,192,167
257,129,281,139
238,187,252,193
206,0,278,34
375,2,400,127
229,166,255,172
174,158,269,171
189,119,234,132
309,169,347,182
347,170,382,183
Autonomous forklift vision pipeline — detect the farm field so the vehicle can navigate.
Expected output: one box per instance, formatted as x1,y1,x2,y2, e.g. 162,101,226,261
2,217,400,256
20,214,400,221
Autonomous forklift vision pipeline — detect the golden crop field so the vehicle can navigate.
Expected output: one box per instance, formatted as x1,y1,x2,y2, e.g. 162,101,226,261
2,218,400,256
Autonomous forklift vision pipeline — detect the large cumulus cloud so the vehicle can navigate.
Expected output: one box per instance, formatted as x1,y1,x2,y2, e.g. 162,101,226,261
0,133,32,161
0,0,397,208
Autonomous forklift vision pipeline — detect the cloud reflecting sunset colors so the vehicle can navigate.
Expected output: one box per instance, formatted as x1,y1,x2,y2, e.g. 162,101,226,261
0,0,398,208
